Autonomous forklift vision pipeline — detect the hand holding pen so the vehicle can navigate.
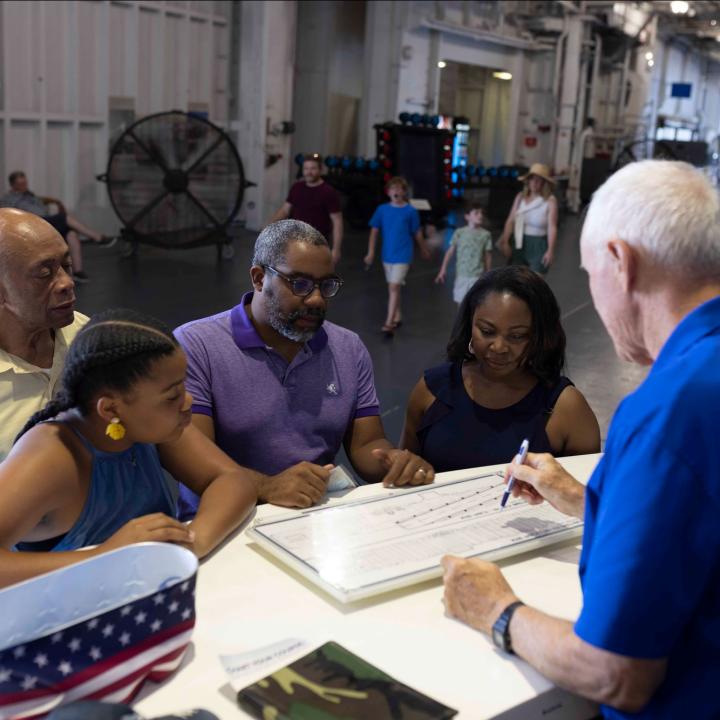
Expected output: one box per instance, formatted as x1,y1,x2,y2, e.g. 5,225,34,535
500,439,530,508
502,450,587,520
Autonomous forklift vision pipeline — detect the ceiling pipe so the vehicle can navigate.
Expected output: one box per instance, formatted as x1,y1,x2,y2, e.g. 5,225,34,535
421,17,555,51
551,16,570,165
556,0,581,13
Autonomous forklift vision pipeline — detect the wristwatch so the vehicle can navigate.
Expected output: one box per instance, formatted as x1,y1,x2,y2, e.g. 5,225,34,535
491,600,525,654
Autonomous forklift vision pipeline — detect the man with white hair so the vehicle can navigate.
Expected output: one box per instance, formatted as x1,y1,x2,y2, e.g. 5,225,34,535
441,161,720,718
0,208,88,459
175,219,434,514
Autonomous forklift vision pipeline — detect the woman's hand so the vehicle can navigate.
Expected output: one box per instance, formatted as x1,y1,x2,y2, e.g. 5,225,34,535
98,513,195,553
542,248,555,268
371,448,435,487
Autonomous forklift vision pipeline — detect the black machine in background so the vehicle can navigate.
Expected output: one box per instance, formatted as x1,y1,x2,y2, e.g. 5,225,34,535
375,119,455,218
301,113,527,229
309,114,455,228
99,111,253,259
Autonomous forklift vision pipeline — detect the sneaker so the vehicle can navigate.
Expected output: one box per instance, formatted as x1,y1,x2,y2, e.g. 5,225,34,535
97,235,118,248
72,271,90,284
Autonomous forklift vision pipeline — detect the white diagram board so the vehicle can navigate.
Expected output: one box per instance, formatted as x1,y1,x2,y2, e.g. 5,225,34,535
248,474,583,603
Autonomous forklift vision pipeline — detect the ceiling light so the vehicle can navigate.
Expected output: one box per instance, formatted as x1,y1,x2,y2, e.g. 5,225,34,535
493,71,513,80
712,19,718,26
437,60,446,69
670,1,689,13
648,59,655,67
645,51,654,60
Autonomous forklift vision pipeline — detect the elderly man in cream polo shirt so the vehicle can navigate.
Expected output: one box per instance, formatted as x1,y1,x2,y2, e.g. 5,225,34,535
0,208,88,459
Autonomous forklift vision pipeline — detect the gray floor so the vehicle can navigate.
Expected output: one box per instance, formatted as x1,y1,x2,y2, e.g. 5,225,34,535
75,214,647,450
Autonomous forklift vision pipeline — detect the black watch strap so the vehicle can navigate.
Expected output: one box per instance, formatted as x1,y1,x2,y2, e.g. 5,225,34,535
491,600,525,654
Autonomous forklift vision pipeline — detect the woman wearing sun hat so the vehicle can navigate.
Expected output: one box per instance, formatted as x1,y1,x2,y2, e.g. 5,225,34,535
498,163,558,274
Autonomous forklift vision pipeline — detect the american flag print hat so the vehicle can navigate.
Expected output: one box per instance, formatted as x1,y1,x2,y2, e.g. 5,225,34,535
0,543,198,719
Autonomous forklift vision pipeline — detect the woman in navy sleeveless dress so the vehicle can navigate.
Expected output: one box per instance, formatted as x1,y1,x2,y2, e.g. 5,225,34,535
402,267,600,472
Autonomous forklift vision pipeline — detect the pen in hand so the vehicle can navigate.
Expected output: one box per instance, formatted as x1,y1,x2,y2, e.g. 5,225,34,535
500,438,530,508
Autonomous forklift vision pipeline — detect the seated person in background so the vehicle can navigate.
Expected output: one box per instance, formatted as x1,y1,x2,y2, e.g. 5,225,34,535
0,209,88,461
0,171,116,283
0,309,257,589
175,219,434,516
401,266,600,471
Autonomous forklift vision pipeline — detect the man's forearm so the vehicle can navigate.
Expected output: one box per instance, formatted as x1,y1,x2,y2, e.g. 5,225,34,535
510,607,662,712
241,468,272,502
332,219,343,251
270,205,290,224
350,438,395,483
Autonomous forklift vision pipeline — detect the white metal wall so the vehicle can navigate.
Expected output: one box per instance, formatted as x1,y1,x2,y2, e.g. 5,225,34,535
0,0,231,213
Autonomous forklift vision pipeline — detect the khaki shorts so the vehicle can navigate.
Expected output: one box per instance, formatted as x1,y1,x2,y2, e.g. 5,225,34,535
383,262,410,285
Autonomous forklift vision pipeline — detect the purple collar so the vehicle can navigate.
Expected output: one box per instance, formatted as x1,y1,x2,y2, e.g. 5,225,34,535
230,292,328,353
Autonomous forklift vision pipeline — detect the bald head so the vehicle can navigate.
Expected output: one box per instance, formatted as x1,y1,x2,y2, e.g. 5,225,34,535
0,208,75,332
0,209,66,277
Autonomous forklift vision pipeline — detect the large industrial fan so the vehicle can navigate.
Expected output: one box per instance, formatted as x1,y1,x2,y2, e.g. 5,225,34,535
99,111,251,259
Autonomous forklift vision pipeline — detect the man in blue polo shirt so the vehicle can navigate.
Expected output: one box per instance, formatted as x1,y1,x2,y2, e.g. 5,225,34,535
175,219,434,514
441,160,720,718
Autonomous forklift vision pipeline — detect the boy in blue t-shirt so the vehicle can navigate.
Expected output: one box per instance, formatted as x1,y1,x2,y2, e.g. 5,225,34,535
364,177,430,336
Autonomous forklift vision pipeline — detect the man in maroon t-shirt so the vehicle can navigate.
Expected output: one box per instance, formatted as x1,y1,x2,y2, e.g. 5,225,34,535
271,155,343,264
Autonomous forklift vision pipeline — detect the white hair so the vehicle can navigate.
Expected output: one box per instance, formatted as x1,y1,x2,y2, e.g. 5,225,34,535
581,160,720,278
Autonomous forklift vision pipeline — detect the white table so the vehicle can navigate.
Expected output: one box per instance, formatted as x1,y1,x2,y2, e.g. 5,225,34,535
134,454,602,719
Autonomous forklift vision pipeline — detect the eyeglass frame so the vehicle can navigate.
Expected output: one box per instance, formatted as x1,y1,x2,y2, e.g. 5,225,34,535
262,264,344,298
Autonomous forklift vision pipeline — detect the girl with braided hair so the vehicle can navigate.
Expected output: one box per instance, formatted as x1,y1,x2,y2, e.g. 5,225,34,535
0,309,256,588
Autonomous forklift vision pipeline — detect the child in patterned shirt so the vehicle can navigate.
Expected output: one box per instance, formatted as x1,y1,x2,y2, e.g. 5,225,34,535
435,204,492,303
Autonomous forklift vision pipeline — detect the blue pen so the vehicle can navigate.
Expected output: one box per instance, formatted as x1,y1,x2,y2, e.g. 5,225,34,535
500,438,530,508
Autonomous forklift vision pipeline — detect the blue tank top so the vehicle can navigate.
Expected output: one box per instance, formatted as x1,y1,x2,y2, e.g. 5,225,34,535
418,362,573,473
18,422,177,552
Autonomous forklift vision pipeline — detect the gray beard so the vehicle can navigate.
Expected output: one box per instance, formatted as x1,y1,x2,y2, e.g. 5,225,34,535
265,289,324,343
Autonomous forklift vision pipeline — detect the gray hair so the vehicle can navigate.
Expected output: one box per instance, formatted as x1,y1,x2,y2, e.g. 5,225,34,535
581,160,720,278
252,219,328,267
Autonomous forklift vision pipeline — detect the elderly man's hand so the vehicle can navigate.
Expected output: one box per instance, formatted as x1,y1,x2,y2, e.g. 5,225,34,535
442,555,518,634
371,448,435,487
260,462,333,508
506,452,585,519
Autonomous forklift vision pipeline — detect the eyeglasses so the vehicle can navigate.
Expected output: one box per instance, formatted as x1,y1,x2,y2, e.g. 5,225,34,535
263,265,344,298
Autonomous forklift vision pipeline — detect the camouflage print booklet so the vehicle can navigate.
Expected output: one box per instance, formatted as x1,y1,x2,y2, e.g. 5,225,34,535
236,641,457,719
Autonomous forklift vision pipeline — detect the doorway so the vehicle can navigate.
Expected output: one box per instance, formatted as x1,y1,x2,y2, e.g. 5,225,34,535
438,62,513,167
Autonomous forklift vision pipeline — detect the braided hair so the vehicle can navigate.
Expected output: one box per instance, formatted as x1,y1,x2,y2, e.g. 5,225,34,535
16,309,179,442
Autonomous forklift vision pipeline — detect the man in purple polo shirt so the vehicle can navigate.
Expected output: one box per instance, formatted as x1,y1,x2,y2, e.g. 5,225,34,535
175,219,434,514
270,155,343,265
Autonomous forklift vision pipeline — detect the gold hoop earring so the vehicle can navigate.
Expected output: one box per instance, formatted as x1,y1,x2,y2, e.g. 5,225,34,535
105,417,126,441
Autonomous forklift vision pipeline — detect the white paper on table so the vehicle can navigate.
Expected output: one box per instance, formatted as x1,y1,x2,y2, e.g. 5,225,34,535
249,472,584,603
219,637,310,692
